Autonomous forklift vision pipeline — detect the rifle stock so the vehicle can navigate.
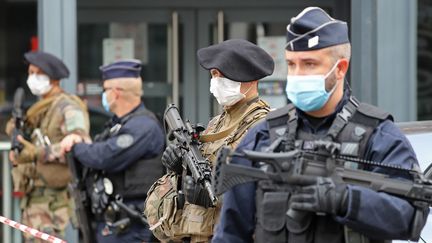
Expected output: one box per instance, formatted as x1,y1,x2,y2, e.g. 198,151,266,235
164,104,218,206
66,153,94,243
114,195,149,227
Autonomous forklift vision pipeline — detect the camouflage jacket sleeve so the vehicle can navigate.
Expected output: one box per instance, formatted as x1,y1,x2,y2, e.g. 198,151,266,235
38,96,90,163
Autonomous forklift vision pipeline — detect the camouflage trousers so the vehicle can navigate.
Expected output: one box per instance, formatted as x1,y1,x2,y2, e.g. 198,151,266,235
21,188,71,243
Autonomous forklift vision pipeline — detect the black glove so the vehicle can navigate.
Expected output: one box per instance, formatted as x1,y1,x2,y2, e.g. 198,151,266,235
161,144,183,174
290,177,348,216
183,175,213,208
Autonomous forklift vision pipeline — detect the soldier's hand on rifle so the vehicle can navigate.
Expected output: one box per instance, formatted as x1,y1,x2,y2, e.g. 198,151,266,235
60,133,88,153
290,177,348,216
183,175,213,208
161,144,183,174
5,118,15,137
12,135,39,164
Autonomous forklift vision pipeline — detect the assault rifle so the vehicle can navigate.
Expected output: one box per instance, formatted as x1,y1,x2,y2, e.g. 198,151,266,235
164,104,218,207
11,87,25,158
213,140,432,208
113,194,149,227
66,153,94,243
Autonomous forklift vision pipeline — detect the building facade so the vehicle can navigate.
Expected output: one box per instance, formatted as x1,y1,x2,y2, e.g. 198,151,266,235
1,0,428,123
0,1,431,242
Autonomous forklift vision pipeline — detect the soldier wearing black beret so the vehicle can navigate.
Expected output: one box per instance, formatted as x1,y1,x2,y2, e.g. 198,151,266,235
6,51,90,242
24,51,70,81
213,7,428,243
146,39,275,242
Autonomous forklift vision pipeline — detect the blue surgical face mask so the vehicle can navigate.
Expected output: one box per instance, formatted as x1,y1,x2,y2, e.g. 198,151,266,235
285,61,340,112
102,92,111,112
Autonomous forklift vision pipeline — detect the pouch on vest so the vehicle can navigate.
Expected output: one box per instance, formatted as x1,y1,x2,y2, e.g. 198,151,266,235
144,173,186,242
177,202,218,238
12,163,36,196
255,189,290,243
36,162,71,188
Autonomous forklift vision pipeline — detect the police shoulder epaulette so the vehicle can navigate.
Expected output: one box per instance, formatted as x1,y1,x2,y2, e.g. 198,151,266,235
356,103,393,122
265,104,293,128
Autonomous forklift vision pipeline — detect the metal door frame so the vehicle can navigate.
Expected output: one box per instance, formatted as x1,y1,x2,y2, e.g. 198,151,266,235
77,9,198,121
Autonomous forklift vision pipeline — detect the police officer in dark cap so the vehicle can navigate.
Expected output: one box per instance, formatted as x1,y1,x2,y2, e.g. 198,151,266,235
6,51,90,242
213,7,429,243
60,59,164,242
145,39,274,242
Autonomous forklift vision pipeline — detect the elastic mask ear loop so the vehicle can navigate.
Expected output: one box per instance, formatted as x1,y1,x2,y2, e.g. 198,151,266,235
324,60,340,79
108,90,118,110
324,60,342,95
242,83,253,97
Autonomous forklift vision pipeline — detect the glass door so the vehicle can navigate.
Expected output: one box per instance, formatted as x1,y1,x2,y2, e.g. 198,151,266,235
77,9,197,122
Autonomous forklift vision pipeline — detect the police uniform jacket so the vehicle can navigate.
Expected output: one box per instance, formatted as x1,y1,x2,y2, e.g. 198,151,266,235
213,90,425,242
72,103,164,173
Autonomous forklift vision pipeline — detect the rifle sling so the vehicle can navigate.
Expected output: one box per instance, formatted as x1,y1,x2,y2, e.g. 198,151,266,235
199,124,237,143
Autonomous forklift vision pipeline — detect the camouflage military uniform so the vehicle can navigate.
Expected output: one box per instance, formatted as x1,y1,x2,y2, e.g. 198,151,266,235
10,90,89,242
145,96,270,243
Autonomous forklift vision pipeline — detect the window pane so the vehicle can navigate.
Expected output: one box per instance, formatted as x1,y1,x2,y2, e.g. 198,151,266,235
418,0,432,120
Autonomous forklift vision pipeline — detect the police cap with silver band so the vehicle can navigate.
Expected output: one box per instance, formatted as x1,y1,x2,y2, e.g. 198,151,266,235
286,7,350,51
100,59,142,81
24,51,70,80
197,39,274,82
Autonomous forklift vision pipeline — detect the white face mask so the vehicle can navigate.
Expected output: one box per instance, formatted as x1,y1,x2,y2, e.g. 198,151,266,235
26,74,52,96
210,77,245,106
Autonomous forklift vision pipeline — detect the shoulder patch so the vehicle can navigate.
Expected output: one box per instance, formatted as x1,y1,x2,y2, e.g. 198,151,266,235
64,108,87,133
266,105,290,122
116,134,134,148
265,104,294,129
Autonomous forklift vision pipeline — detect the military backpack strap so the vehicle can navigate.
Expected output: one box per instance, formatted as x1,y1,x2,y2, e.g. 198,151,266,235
25,94,59,130
200,124,237,143
226,100,270,145
200,100,269,143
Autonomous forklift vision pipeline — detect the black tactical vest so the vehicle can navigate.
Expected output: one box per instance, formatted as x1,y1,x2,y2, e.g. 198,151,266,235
94,108,164,199
255,96,393,243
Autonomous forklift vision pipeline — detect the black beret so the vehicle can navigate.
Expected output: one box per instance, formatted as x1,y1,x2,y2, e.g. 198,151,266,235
286,7,350,51
197,39,274,82
24,51,70,80
100,59,142,81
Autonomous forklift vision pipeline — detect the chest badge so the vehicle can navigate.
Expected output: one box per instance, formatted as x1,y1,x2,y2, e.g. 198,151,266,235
353,126,366,141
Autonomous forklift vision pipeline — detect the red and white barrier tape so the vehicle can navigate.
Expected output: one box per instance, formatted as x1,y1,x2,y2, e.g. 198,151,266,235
0,215,66,243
